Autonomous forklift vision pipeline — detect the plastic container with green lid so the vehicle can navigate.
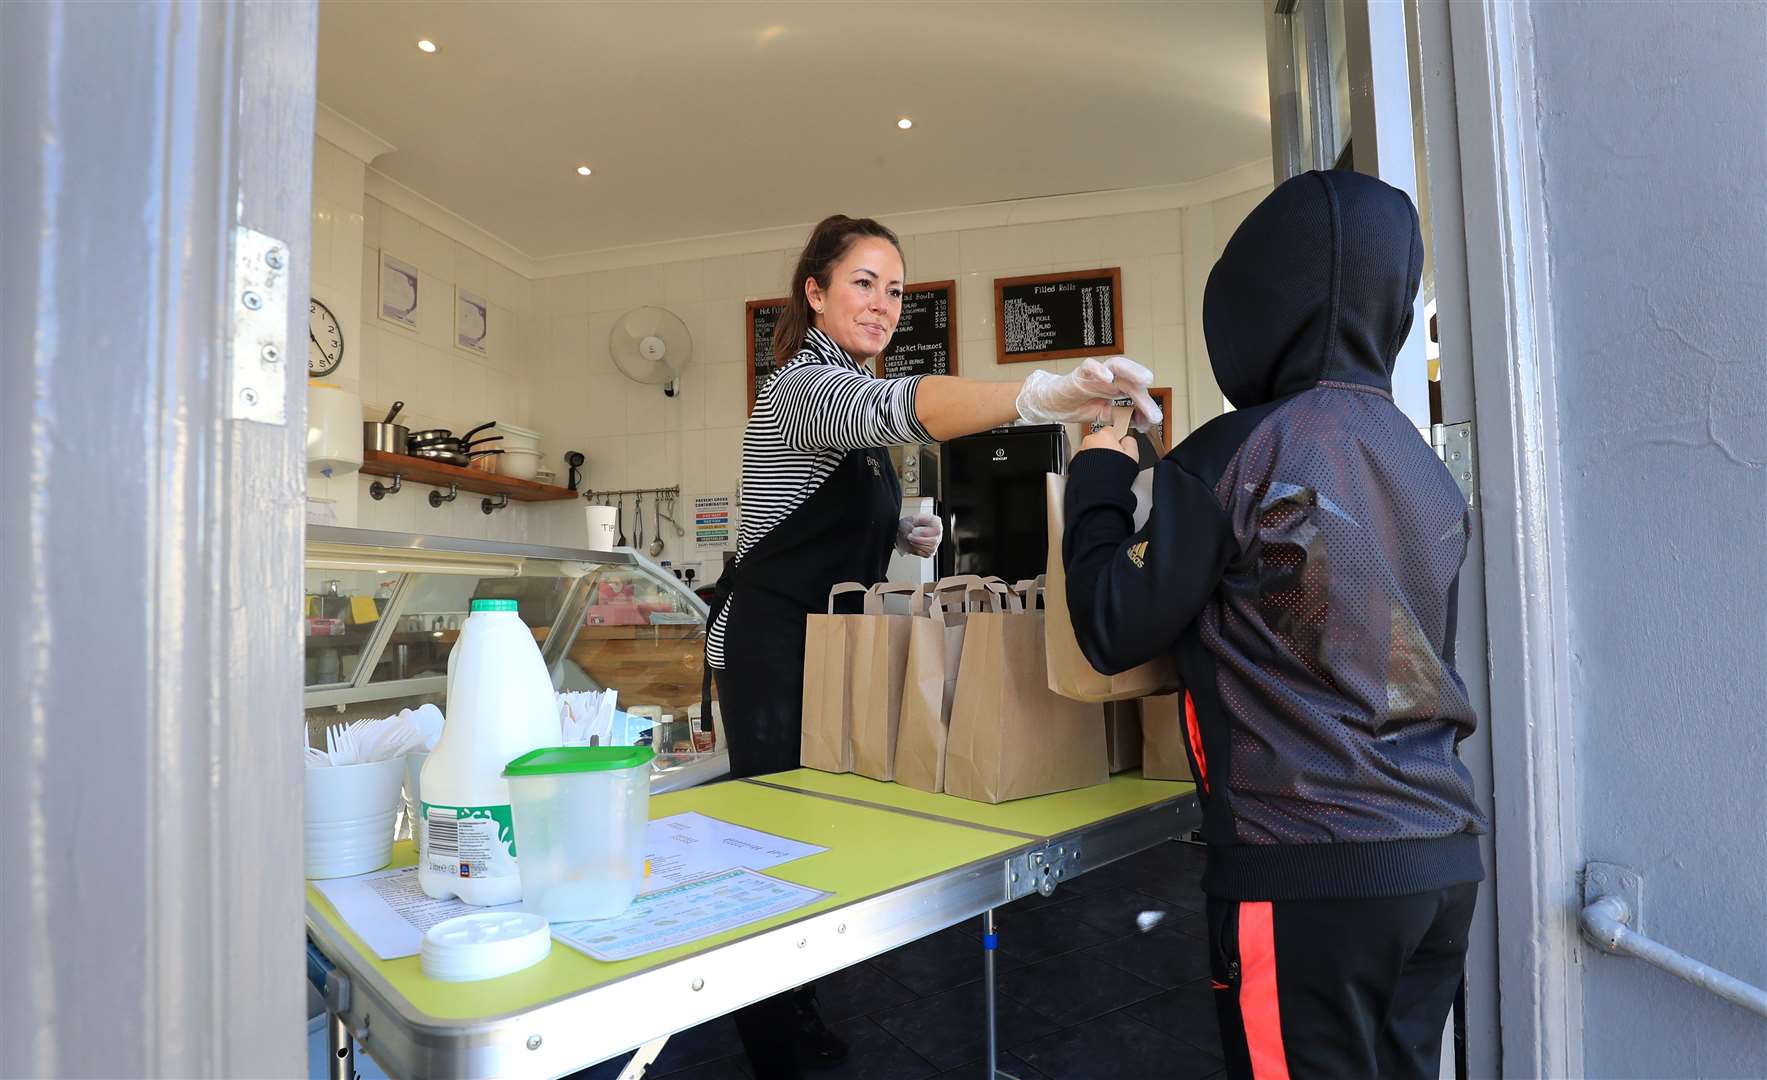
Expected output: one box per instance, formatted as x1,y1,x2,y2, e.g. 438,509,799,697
503,745,657,921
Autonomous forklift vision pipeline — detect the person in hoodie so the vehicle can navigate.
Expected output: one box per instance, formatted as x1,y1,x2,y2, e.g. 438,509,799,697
1063,170,1488,1080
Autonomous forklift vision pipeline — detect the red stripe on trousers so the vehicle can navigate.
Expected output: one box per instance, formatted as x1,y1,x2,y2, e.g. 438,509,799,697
1239,901,1291,1080
1183,690,1209,793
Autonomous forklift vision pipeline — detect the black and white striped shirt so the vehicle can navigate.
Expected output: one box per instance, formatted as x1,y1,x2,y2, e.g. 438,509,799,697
706,327,934,668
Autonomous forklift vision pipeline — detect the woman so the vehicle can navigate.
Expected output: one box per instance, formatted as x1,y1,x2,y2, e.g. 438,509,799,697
705,213,1157,1076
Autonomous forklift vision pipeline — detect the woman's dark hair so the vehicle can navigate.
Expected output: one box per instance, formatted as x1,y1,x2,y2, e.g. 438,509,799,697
774,214,903,360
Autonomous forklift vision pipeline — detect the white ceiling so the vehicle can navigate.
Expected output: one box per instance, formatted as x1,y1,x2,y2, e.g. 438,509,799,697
317,1,1271,260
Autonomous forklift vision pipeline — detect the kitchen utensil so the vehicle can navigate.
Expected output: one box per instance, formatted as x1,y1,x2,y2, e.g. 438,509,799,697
648,498,665,557
492,423,541,454
407,426,454,445
633,492,645,551
660,493,685,537
364,399,410,454
412,447,504,468
615,495,627,546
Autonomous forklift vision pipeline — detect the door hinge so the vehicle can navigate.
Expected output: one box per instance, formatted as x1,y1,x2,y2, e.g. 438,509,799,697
1431,422,1476,508
229,225,290,425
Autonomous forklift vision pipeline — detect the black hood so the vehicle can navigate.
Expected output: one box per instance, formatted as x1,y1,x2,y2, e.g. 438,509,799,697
1203,170,1422,410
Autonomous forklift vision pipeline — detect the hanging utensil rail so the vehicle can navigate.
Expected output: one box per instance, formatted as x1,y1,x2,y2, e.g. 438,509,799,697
582,485,681,501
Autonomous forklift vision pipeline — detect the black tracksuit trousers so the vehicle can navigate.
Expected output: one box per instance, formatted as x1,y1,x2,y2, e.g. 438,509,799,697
1207,883,1477,1080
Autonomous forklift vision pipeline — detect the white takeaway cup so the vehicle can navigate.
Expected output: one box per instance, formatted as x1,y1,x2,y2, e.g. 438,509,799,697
585,505,619,549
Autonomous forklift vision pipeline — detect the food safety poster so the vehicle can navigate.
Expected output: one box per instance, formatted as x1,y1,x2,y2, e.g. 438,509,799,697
694,493,736,551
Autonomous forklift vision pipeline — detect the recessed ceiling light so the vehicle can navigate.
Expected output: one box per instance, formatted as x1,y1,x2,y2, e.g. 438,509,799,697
897,117,913,130
417,39,438,53
576,165,592,176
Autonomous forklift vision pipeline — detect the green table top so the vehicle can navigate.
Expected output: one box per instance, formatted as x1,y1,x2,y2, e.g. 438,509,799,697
307,778,1025,1023
749,770,1196,841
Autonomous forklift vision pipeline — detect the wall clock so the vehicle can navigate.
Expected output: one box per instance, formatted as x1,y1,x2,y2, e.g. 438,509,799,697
309,297,344,377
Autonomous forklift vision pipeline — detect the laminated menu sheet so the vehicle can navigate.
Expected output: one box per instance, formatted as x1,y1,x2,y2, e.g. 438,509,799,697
550,868,828,962
312,813,826,960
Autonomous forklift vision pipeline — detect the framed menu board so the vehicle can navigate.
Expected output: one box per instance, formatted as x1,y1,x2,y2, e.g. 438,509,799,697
745,297,788,411
994,267,1123,365
874,280,958,381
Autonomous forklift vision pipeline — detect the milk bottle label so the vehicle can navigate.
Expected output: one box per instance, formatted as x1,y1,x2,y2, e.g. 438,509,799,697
422,802,518,880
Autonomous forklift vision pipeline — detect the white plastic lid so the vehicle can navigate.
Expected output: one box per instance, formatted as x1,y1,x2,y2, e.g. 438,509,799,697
420,911,551,982
493,423,540,438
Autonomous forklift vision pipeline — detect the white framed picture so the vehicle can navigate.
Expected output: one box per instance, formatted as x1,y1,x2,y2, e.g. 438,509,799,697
378,250,419,331
454,288,488,355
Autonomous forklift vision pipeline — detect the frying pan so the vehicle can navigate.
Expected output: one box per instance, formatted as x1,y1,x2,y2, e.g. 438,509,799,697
411,446,504,469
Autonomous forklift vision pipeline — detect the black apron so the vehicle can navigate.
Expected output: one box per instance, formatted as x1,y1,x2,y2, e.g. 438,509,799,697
705,445,901,779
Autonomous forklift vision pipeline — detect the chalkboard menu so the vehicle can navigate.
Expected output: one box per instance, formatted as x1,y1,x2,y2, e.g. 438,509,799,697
745,297,788,411
874,280,958,381
994,267,1124,365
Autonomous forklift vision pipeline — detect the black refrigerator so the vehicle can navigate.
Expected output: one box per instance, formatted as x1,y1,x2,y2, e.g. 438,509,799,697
937,424,1068,584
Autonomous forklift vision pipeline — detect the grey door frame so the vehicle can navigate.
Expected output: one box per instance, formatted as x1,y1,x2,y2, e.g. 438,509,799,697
1,1,317,1076
1421,3,1583,1075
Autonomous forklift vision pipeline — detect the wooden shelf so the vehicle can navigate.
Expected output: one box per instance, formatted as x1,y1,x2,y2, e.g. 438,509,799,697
359,450,578,502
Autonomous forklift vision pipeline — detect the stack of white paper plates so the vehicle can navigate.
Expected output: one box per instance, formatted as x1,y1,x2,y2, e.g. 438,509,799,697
420,911,550,982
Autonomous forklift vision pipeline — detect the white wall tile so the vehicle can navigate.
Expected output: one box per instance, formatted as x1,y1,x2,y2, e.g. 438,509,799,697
662,260,702,305
1153,324,1187,386
580,374,630,439
701,298,746,367
588,268,629,313
583,435,629,490
1150,254,1184,323
913,232,960,281
624,377,680,435
1120,256,1154,331
739,252,783,299
698,254,748,301
361,197,381,249
671,362,708,431
958,226,1012,273
677,428,708,496
625,433,680,490
958,271,995,340
703,426,744,493
584,312,619,375
626,264,665,308
702,362,748,429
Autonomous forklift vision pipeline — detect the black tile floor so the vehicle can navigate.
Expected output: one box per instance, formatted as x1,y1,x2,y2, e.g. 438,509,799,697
574,840,1224,1080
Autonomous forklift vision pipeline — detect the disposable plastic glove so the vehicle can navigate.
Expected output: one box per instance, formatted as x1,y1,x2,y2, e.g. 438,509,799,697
896,514,942,557
1014,355,1161,429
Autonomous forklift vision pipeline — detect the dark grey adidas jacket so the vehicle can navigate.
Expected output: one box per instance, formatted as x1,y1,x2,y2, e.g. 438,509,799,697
1064,170,1488,902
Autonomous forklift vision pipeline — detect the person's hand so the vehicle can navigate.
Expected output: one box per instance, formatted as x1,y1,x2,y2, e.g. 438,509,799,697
1015,356,1161,428
1079,426,1137,460
896,514,942,557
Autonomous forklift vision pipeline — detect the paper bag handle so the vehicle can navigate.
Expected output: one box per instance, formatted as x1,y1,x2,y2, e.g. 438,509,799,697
1012,576,1046,611
868,581,929,616
826,582,870,613
928,575,1007,617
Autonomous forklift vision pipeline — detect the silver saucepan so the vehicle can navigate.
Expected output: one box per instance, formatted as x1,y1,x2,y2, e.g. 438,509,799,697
363,401,409,454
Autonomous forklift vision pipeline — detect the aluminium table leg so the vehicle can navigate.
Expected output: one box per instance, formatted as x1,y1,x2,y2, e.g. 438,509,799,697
328,1011,355,1080
982,909,1021,1080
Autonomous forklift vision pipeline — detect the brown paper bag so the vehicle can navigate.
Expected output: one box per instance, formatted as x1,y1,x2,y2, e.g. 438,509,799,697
1139,692,1195,782
1045,405,1182,703
800,582,870,773
944,579,1109,803
1104,700,1144,773
894,577,1008,793
850,582,927,781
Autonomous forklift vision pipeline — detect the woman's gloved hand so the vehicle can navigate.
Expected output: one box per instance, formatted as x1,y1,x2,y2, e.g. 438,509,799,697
896,514,942,557
1015,356,1161,429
